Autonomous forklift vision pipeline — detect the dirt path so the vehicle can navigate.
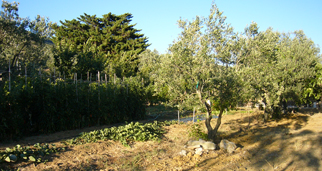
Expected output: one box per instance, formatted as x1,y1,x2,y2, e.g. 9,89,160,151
1,109,321,170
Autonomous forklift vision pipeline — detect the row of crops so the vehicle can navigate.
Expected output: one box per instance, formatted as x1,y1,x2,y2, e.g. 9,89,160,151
0,74,147,141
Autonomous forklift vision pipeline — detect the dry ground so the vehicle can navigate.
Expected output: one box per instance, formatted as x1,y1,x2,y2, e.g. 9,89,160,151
1,108,321,171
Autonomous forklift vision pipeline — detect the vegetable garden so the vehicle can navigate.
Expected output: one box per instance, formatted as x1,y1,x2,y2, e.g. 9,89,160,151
0,71,146,141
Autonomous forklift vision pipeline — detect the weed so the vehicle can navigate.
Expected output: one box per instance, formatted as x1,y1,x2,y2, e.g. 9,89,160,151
188,124,208,140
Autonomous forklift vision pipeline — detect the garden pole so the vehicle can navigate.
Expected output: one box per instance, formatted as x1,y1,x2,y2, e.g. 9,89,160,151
114,73,116,84
76,73,78,102
53,68,56,83
193,107,195,124
8,59,11,92
25,66,27,87
178,110,180,124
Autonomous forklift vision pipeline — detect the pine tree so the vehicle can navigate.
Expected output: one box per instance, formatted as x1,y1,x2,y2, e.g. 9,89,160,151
52,13,150,78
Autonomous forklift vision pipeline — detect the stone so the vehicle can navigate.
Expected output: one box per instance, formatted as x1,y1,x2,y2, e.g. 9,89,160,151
179,150,187,156
186,139,216,150
202,141,216,150
219,139,237,154
241,150,252,159
195,147,203,156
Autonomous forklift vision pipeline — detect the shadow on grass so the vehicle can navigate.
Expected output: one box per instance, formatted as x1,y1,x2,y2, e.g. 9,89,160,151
183,110,322,170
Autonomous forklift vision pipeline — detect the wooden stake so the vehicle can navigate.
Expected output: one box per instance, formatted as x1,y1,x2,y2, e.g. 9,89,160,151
53,68,56,83
8,59,11,92
39,69,42,81
178,110,180,124
193,107,195,124
25,66,27,87
105,74,107,85
114,73,116,84
75,73,78,102
98,71,100,83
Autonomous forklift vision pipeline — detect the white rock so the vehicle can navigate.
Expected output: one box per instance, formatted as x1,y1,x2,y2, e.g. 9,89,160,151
195,147,203,156
179,150,187,156
202,141,216,150
186,139,216,150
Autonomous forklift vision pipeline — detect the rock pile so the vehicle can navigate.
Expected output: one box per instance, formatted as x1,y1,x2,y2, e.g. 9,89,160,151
181,139,216,156
179,139,238,156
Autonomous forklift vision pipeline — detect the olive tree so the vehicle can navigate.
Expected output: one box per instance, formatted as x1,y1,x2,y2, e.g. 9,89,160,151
154,3,242,141
238,22,320,119
0,1,54,74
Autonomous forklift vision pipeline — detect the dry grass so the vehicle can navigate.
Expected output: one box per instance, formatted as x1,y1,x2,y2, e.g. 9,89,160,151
1,108,322,170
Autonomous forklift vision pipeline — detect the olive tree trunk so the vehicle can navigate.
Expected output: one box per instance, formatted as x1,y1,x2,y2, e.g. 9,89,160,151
204,101,224,142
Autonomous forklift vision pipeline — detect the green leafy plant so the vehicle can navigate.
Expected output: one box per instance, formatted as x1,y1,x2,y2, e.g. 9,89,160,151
188,124,208,141
0,143,65,163
64,121,176,146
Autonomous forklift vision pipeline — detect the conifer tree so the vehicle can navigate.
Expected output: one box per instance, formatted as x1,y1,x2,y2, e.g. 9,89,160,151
52,13,150,78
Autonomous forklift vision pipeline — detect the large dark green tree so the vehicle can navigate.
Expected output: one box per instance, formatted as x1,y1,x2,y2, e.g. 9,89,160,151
52,13,150,78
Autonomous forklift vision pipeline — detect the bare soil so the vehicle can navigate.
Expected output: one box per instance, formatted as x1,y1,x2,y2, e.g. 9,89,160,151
1,108,321,171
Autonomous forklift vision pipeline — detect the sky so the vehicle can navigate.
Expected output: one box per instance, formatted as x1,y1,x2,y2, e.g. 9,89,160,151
13,0,322,54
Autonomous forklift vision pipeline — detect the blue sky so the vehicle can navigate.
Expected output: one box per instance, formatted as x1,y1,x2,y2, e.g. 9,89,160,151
14,0,322,54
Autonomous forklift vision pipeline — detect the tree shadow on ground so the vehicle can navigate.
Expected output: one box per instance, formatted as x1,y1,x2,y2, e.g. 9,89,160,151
184,110,322,170
298,108,320,115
